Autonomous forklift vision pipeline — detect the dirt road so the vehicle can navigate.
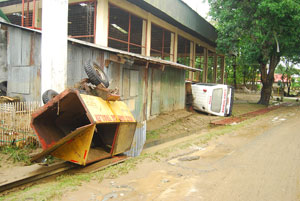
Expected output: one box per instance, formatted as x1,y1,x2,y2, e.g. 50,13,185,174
57,104,300,201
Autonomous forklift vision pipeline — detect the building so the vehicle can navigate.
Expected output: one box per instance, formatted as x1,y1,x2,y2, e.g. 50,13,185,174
0,0,224,155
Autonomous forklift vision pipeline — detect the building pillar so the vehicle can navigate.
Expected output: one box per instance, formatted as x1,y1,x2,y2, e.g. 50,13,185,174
145,16,151,56
174,32,178,62
213,53,217,83
220,56,225,84
202,48,208,83
41,0,68,98
189,41,194,80
95,0,109,46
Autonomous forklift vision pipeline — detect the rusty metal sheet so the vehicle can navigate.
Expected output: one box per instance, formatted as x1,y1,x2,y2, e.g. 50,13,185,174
112,122,137,155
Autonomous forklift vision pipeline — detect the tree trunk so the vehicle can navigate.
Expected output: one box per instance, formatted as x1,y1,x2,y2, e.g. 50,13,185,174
258,55,280,105
233,64,237,89
251,68,256,91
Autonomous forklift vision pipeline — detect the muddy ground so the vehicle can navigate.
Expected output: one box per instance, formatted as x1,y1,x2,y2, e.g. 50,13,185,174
55,99,300,201
1,92,299,200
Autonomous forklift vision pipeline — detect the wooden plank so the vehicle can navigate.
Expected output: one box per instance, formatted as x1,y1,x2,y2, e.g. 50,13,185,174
0,162,74,193
76,155,127,173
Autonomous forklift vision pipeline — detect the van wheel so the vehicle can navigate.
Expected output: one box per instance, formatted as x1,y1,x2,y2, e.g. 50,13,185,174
84,60,109,88
42,89,58,104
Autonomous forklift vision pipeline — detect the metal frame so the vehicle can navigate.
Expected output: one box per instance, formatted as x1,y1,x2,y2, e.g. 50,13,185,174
108,3,147,53
68,0,97,43
150,22,175,61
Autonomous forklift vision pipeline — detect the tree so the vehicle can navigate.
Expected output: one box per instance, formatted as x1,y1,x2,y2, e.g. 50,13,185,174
208,0,300,105
275,60,300,96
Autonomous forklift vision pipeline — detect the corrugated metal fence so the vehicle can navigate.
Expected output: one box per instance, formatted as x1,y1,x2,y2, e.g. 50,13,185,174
0,101,40,146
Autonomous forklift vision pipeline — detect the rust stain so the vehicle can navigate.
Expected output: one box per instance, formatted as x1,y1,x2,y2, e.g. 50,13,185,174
30,32,35,66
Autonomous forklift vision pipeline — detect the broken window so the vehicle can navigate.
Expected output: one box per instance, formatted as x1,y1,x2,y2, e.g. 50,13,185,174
150,23,174,61
177,35,193,66
68,1,96,43
108,4,146,54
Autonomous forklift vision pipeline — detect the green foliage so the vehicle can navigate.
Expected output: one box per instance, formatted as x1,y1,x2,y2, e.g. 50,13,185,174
0,145,34,165
209,0,300,103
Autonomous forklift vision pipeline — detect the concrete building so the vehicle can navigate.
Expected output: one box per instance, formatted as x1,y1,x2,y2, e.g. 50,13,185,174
0,0,224,155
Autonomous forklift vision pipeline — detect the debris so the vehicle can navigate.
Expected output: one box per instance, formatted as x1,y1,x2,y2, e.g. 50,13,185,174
162,179,170,183
178,156,200,161
102,192,118,201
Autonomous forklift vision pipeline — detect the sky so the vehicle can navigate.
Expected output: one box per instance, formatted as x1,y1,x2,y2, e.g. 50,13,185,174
181,0,210,19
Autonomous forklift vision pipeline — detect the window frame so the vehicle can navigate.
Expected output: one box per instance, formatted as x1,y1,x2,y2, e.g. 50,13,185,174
68,0,97,43
108,3,147,54
150,22,175,61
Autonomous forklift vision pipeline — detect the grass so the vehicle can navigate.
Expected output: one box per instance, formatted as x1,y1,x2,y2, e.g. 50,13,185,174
0,145,36,166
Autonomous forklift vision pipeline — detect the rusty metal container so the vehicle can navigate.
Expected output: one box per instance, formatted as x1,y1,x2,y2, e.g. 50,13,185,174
31,89,136,165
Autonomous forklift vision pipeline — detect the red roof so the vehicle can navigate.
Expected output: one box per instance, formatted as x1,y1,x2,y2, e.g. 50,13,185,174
274,74,287,83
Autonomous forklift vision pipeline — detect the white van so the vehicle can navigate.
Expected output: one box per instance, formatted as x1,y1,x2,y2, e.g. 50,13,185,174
191,83,234,117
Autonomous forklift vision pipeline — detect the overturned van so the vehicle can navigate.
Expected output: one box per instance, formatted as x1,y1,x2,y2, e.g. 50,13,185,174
191,83,234,117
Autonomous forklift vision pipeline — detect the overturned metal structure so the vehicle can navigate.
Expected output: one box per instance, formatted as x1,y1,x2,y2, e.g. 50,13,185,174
31,89,136,165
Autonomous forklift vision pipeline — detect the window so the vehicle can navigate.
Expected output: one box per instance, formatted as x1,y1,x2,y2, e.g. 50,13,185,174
194,44,205,81
108,4,146,54
211,88,223,113
150,23,174,61
4,0,36,28
177,35,193,66
68,1,96,43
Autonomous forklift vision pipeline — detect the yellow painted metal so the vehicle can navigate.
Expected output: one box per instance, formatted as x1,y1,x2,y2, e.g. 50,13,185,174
112,123,137,155
51,124,96,165
109,101,136,122
80,94,119,123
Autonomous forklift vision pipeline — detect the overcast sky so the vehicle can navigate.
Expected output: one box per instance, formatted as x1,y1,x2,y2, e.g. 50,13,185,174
181,0,210,19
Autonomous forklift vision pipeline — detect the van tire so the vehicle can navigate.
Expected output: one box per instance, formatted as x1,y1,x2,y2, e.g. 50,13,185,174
42,89,58,104
84,60,109,88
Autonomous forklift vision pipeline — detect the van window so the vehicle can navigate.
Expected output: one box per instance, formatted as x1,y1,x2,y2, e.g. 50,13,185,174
211,88,223,113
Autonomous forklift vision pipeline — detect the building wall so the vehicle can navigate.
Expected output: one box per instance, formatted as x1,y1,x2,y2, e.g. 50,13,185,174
4,25,186,121
6,26,41,101
0,26,7,83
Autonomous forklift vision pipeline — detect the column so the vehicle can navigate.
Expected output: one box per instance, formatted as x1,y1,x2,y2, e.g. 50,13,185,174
41,0,68,98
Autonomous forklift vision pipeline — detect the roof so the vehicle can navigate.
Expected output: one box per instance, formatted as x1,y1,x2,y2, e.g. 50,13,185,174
127,0,217,46
0,21,201,72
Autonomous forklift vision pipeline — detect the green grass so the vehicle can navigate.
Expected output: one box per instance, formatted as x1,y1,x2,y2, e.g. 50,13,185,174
0,145,35,165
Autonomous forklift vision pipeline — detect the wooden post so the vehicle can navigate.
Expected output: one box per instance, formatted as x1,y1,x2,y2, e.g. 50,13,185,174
220,56,225,84
41,0,68,99
189,41,194,80
213,53,217,83
202,48,208,83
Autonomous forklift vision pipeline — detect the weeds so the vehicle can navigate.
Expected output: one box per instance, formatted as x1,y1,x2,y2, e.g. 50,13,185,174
0,145,35,165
